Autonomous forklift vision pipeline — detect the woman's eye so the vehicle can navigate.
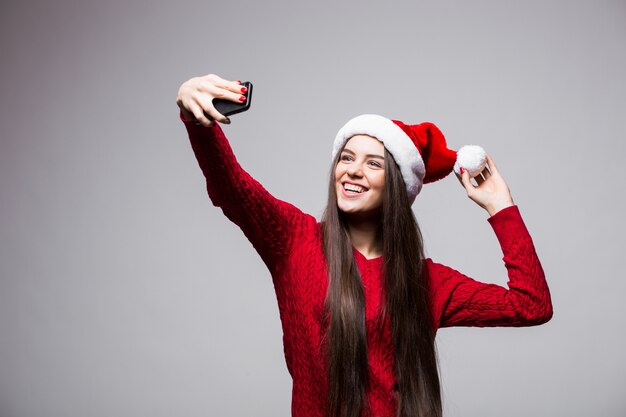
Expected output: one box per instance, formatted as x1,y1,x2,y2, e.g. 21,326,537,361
340,155,353,161
368,161,382,168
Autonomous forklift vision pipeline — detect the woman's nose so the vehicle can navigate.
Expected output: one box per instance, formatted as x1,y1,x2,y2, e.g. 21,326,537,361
347,163,363,177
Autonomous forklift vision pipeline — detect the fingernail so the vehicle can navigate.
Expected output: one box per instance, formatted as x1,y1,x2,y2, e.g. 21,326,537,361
224,117,231,124
240,86,247,93
460,168,465,174
239,95,246,102
236,80,241,84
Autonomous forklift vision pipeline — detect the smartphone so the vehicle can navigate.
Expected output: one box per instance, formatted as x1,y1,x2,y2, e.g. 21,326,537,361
212,81,253,118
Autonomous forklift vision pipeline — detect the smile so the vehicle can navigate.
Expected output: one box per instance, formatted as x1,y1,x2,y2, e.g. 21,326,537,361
341,182,369,197
344,183,366,193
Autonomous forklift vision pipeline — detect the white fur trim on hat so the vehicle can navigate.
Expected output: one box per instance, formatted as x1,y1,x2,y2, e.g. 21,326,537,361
333,114,426,201
454,145,487,177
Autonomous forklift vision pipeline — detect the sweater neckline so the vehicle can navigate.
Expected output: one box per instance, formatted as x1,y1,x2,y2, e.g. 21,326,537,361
352,247,384,266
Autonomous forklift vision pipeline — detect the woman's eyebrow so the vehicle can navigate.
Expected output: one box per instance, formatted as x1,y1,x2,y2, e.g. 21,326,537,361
342,148,385,160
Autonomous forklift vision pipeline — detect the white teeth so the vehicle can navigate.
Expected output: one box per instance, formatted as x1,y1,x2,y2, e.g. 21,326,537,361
344,183,366,193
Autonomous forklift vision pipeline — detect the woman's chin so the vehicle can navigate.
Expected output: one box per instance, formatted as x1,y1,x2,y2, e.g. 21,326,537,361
337,201,364,214
338,203,381,220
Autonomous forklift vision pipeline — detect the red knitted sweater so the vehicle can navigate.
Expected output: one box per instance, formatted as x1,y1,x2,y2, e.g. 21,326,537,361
181,116,553,417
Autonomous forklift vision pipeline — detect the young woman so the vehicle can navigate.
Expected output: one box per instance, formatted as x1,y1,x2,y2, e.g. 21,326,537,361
176,74,553,417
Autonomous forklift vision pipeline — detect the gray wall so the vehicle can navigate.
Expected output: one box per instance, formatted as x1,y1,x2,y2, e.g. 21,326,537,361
1,0,625,416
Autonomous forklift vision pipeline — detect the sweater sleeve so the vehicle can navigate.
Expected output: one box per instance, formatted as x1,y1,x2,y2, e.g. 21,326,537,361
428,205,553,328
180,113,312,275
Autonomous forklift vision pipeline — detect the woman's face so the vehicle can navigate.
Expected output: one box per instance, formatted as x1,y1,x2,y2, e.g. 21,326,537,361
335,135,386,218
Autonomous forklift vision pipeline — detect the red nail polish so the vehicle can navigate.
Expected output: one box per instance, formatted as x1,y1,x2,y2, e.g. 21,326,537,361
239,95,246,102
236,80,241,84
460,168,465,174
240,86,247,93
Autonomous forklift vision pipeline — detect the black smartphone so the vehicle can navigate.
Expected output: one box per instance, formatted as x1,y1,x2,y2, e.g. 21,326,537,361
212,81,253,118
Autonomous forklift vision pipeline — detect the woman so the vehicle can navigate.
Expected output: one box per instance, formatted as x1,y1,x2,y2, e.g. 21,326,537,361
176,74,553,417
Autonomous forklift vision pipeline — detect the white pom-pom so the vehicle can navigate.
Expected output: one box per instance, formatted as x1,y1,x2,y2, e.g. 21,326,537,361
454,145,486,177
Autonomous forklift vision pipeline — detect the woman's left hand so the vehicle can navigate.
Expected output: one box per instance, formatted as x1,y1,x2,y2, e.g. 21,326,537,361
455,155,515,217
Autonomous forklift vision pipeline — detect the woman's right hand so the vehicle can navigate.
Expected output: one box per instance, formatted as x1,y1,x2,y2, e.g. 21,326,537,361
176,74,247,127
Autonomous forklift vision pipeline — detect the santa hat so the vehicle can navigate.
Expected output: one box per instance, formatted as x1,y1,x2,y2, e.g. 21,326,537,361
332,114,486,204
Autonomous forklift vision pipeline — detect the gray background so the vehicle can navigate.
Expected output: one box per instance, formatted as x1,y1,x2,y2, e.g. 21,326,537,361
1,0,625,416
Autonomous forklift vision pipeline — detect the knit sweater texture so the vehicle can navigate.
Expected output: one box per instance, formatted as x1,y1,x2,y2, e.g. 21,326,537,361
181,116,553,417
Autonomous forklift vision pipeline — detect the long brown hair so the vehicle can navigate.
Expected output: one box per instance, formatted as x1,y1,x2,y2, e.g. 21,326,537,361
321,145,442,417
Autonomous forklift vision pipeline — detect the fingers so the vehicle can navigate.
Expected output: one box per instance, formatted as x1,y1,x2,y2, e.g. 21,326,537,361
481,165,492,180
455,156,513,213
475,161,497,185
203,73,240,90
203,82,247,104
458,168,475,194
485,155,499,176
483,154,507,184
198,76,245,123
455,168,481,188
194,93,230,124
186,99,215,127
199,75,247,104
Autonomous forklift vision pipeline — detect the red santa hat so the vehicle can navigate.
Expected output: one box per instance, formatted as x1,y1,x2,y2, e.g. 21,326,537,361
332,114,486,204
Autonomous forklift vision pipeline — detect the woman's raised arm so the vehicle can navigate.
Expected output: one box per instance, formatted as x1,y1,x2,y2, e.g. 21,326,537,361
429,156,552,328
176,74,313,276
